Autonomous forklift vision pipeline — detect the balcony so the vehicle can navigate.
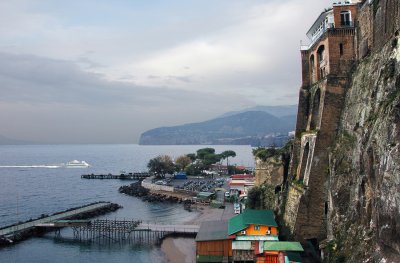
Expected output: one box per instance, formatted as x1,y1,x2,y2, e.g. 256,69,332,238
340,20,354,27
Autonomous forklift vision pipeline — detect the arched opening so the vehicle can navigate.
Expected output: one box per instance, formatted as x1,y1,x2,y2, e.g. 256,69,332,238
299,143,310,183
310,55,315,83
304,92,311,130
317,45,326,79
310,89,321,130
340,11,352,27
317,45,325,63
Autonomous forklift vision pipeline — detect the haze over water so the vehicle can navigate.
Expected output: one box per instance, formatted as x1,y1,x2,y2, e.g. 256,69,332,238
0,144,253,262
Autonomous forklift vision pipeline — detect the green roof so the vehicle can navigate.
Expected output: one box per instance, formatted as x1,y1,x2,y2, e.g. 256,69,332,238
228,209,277,235
197,255,230,262
197,192,214,199
263,241,304,252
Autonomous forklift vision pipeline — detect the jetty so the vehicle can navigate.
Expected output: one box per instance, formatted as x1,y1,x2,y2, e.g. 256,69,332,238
67,219,199,243
0,202,119,245
81,172,151,180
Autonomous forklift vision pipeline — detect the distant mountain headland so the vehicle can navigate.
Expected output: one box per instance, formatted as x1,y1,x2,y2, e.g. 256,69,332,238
139,105,297,147
0,135,32,145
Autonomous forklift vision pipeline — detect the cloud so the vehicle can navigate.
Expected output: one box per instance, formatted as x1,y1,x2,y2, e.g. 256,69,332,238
0,52,253,143
0,0,334,143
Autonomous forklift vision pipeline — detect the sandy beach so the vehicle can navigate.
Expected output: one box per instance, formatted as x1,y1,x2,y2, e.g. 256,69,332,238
161,204,234,263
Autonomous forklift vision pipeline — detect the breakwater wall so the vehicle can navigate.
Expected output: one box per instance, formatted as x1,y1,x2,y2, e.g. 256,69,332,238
141,181,174,192
119,182,194,204
0,202,121,246
82,172,151,180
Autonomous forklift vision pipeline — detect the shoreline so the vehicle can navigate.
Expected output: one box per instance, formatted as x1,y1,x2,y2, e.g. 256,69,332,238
160,203,234,263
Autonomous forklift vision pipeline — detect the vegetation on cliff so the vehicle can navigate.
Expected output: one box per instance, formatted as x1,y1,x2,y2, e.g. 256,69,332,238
246,183,276,210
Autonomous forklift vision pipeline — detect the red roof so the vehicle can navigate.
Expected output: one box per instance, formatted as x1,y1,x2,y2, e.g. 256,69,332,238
231,174,254,179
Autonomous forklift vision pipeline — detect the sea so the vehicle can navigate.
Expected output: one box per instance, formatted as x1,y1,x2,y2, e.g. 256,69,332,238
0,144,254,263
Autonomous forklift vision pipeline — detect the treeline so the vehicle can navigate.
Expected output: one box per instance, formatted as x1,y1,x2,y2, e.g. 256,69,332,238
147,148,241,178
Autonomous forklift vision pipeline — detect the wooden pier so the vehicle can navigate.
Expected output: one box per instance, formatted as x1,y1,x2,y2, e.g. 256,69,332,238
0,202,115,244
70,219,199,244
81,172,151,180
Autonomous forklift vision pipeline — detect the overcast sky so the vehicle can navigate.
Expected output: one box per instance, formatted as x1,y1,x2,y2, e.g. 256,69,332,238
0,0,333,144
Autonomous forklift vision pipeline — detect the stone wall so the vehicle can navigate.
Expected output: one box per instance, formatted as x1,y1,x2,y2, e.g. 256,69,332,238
283,184,304,234
372,0,400,50
254,157,284,187
141,179,174,192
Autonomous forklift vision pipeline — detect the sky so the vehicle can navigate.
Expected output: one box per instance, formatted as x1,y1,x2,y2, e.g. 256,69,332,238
0,0,333,144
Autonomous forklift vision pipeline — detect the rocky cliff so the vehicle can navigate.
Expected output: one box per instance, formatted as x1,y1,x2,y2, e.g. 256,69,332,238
325,31,400,262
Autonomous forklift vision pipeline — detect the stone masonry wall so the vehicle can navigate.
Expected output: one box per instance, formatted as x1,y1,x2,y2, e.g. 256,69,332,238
254,157,284,187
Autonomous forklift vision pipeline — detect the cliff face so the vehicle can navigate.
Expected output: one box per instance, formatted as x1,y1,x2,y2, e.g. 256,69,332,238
254,157,284,187
326,33,400,262
275,1,400,262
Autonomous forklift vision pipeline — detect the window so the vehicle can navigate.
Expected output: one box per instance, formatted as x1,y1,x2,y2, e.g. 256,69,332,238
317,45,325,63
340,11,351,26
254,225,260,231
340,43,344,56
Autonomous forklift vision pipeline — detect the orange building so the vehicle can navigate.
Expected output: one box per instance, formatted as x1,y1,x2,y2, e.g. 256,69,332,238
195,209,303,262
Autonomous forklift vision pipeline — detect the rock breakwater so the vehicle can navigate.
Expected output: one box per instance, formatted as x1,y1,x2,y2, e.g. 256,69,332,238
119,182,193,204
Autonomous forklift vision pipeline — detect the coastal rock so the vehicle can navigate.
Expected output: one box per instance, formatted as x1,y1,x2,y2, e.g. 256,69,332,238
119,182,185,204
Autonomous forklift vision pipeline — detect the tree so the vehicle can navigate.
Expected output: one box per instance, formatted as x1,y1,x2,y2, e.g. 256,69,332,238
186,153,196,162
246,187,263,209
246,184,276,210
221,150,236,167
147,155,175,178
196,148,216,160
185,163,202,176
195,148,223,169
175,155,192,171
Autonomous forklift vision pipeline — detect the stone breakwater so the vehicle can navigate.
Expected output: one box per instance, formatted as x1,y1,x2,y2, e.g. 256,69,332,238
119,182,192,204
0,202,121,246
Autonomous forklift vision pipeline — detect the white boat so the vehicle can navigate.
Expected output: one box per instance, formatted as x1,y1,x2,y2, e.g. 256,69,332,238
65,160,90,168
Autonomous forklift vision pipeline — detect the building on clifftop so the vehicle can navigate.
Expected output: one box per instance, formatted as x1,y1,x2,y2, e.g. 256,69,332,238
283,0,362,245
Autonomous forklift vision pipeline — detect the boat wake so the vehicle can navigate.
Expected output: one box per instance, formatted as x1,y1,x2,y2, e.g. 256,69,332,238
0,160,90,169
0,165,63,169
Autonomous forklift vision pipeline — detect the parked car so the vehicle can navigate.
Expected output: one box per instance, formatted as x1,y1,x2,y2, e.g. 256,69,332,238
234,203,241,214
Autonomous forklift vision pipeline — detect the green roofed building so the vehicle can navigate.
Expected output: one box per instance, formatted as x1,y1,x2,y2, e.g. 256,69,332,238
228,209,278,236
195,209,304,262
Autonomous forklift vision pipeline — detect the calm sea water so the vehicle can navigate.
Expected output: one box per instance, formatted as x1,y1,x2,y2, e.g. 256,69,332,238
0,144,253,263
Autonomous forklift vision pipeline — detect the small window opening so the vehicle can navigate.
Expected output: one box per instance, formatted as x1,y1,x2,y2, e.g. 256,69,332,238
340,11,351,26
325,201,329,215
254,225,260,231
320,67,326,79
340,43,344,56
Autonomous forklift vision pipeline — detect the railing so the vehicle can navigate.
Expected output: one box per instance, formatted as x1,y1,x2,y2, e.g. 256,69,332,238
301,23,354,51
340,21,354,27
